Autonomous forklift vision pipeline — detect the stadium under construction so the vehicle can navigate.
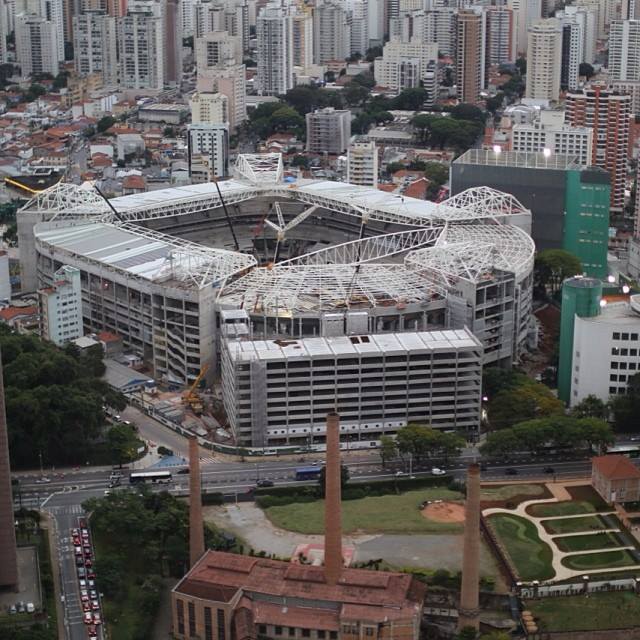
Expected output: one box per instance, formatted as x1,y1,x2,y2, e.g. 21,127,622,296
18,153,536,448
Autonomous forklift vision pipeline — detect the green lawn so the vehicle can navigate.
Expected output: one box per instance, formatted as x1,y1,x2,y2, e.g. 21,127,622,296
561,549,639,571
526,591,640,632
542,515,607,535
554,532,622,553
481,484,546,502
264,488,464,534
486,513,555,581
528,501,596,518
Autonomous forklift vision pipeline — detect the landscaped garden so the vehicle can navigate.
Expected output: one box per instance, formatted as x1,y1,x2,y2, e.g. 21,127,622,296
561,549,638,571
526,591,640,632
553,532,622,553
527,501,597,518
541,514,609,535
264,488,465,534
485,513,555,581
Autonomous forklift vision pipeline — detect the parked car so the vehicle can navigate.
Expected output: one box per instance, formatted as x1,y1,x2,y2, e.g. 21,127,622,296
431,467,446,476
91,600,100,611
26,603,35,613
77,567,86,579
83,612,93,625
80,591,89,603
93,613,102,625
88,625,98,638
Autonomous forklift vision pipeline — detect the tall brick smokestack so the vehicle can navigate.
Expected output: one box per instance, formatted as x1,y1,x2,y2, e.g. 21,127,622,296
0,347,18,588
189,435,205,567
458,463,481,630
324,412,343,585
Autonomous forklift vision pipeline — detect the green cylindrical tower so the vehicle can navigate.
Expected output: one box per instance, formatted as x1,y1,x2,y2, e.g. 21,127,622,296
558,277,603,404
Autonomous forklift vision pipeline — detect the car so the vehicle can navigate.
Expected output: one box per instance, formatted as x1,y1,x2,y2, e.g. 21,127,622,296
76,557,84,567
91,600,100,611
79,580,87,589
88,625,98,638
82,601,91,612
177,468,189,474
88,579,95,589
80,591,89,603
71,528,79,537
35,477,51,484
26,602,35,613
431,467,446,476
256,479,274,488
8,604,16,614
73,535,81,545
394,471,406,477
505,467,518,475
89,590,98,600
74,546,83,556
77,567,86,579
17,602,25,613
83,612,93,625
83,544,91,553
544,466,555,474
93,613,102,625
85,558,92,568
87,569,96,580
104,489,111,496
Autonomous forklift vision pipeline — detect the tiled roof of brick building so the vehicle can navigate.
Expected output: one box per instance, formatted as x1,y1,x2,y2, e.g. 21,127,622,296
592,455,640,480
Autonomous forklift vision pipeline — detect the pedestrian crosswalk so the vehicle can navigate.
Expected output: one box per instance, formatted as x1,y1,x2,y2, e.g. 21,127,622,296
200,456,221,465
47,504,84,515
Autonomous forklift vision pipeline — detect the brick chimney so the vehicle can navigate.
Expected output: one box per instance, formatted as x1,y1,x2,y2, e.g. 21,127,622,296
458,463,481,630
324,412,343,585
0,347,18,589
189,435,205,567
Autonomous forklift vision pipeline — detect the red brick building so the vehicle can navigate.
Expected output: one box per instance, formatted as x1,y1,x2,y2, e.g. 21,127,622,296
592,455,640,504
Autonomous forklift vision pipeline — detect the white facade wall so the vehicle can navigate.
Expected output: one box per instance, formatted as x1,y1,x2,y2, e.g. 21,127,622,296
73,12,118,87
313,0,350,64
256,2,294,96
374,37,438,92
609,19,640,81
571,303,640,406
347,140,378,187
525,18,562,102
190,91,229,125
188,123,229,178
39,265,83,347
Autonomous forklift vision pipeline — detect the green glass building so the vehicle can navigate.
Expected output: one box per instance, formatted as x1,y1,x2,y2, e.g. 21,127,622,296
557,276,603,404
563,167,610,280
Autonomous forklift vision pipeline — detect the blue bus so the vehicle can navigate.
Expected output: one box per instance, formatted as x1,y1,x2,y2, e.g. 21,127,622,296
295,466,322,481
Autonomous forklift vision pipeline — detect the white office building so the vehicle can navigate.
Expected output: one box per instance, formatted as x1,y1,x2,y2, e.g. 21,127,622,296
511,110,593,166
190,91,229,125
525,18,562,102
221,326,483,448
256,1,294,96
348,0,368,57
555,5,596,64
569,296,640,406
347,140,378,187
292,6,313,70
15,13,59,77
15,0,65,61
374,36,438,92
73,11,118,87
39,265,83,347
188,123,229,180
117,2,164,90
508,0,542,55
609,19,640,81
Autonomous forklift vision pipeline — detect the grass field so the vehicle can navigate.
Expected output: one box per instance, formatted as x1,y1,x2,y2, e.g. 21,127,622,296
527,501,597,518
264,488,464,534
480,484,546,502
526,591,640,631
542,515,607,535
554,532,622,553
486,513,555,581
561,549,639,571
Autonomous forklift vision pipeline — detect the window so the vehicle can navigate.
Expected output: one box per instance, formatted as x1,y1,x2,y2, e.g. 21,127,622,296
364,628,375,637
177,599,185,635
330,633,338,639
302,630,310,638
609,386,617,394
632,333,638,341
204,607,213,640
613,332,621,340
259,626,267,635
217,609,226,640
276,627,283,636
621,362,628,370
188,602,196,637
289,628,296,637
611,361,619,369
318,632,326,639
610,374,618,382
612,347,619,355
623,333,630,340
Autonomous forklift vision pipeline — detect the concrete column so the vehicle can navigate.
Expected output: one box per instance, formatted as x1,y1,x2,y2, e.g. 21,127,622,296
324,412,342,585
189,435,205,567
0,347,18,589
458,463,481,631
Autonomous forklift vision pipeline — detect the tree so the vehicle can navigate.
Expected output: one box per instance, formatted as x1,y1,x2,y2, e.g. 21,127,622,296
379,436,397,468
485,92,504,114
291,155,310,169
107,423,139,467
385,161,405,175
393,87,427,111
352,72,375,89
480,632,511,640
351,112,374,134
570,394,607,420
515,57,526,76
365,45,383,62
343,82,370,107
423,162,448,200
163,126,175,137
534,249,582,296
318,464,350,497
579,62,595,79
412,114,432,143
450,103,485,124
609,373,640,432
283,85,326,115
456,627,478,640
97,115,116,133
324,70,336,83
53,71,69,89
487,383,564,430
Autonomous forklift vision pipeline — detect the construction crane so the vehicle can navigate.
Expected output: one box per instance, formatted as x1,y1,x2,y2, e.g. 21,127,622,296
182,364,209,415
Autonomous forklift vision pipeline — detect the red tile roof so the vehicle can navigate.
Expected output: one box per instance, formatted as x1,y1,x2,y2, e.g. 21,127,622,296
122,175,146,190
97,331,121,343
593,455,640,480
0,305,38,321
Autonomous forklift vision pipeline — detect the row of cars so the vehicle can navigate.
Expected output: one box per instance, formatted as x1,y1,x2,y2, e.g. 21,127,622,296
72,520,102,638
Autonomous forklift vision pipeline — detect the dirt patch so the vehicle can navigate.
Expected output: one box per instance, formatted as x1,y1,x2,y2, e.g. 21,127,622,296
422,501,465,523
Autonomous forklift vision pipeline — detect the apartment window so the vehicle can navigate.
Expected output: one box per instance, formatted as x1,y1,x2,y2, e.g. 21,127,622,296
318,631,326,639
288,628,296,637
611,362,619,369
364,628,375,637
610,386,617,394
188,602,196,637
204,607,213,640
330,633,337,639
276,627,283,635
610,374,618,382
621,362,628,370
301,630,310,638
176,599,185,635
612,347,619,355
632,333,638,341
259,626,267,634
217,609,226,640
623,333,630,340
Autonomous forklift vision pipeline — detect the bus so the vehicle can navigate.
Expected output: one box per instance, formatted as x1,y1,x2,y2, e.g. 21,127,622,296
605,445,640,459
295,466,322,481
129,470,172,484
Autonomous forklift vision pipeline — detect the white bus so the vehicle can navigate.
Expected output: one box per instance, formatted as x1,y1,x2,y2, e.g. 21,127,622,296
128,470,172,485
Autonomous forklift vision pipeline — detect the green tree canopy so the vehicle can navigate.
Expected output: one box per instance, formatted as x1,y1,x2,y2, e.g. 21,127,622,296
570,394,607,420
395,424,464,462
579,62,595,79
534,249,582,296
97,115,116,133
